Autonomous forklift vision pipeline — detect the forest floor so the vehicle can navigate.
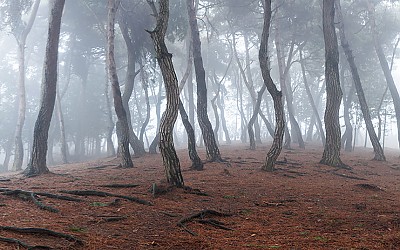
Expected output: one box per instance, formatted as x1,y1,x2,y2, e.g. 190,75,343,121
0,142,399,250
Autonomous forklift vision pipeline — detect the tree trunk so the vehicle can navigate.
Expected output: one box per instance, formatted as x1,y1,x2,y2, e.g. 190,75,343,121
336,0,385,161
104,56,116,157
119,22,146,156
217,94,231,144
24,0,65,176
12,0,41,171
320,0,347,168
275,30,305,149
55,87,69,163
107,0,133,168
299,50,326,146
259,0,285,172
179,100,203,170
368,1,400,150
249,84,267,150
139,62,151,143
147,0,184,187
187,0,221,162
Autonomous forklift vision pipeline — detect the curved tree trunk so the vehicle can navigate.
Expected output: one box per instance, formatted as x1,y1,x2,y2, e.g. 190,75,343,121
119,22,145,156
217,94,231,144
299,51,326,146
187,0,221,162
336,0,385,161
24,0,65,176
368,1,400,150
139,62,151,143
148,0,184,187
12,0,41,171
107,0,133,169
320,0,347,168
259,0,285,172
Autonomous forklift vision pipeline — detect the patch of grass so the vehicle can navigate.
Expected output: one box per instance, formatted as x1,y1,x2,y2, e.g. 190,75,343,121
239,209,252,215
90,202,109,207
299,231,310,236
244,244,281,249
223,195,237,199
69,226,86,233
314,236,328,242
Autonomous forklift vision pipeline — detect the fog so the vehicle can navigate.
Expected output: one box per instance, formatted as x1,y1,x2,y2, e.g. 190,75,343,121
0,0,399,172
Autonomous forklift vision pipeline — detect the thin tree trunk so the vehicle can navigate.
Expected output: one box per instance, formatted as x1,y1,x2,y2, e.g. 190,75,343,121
147,0,184,187
259,0,285,171
336,0,385,161
12,0,41,171
55,87,68,163
24,0,65,176
299,51,326,146
104,54,116,157
320,0,347,168
187,0,221,162
217,94,231,144
368,1,400,150
139,62,151,143
107,0,133,168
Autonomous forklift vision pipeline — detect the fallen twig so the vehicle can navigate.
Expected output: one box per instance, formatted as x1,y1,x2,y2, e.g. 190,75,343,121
177,209,233,235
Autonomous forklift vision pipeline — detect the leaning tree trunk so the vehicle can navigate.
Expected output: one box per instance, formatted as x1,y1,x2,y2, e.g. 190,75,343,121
187,0,221,162
107,0,133,168
24,0,65,176
139,62,151,143
119,20,145,156
147,0,184,187
368,1,400,150
12,0,41,171
259,0,285,172
179,100,203,170
320,0,347,168
336,0,385,161
249,84,267,150
300,51,326,146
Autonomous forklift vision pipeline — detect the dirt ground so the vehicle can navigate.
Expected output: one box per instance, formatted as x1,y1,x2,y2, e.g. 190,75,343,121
0,142,399,250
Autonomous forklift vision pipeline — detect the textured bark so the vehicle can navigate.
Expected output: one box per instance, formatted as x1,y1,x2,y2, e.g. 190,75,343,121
107,0,133,168
368,1,400,149
320,0,347,168
147,0,184,187
299,51,325,146
24,0,65,176
179,100,203,170
336,0,385,161
187,0,221,162
12,0,41,171
259,0,285,172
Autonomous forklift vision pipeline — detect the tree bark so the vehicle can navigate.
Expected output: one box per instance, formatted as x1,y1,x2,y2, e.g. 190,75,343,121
55,86,68,163
147,0,184,187
259,0,285,172
187,0,221,162
320,0,347,168
12,0,41,171
107,0,133,168
24,0,65,176
336,0,385,161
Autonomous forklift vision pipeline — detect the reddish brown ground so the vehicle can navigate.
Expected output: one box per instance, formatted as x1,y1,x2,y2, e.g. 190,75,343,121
0,143,399,250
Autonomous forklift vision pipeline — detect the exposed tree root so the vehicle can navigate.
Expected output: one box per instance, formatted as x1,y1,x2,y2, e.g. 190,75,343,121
177,209,233,235
0,226,83,249
183,186,209,196
100,183,140,188
0,236,52,249
355,183,383,191
88,164,116,170
331,172,366,180
60,190,153,206
0,189,82,213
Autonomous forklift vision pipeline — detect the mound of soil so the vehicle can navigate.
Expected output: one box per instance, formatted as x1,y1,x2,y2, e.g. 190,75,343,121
0,143,399,249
